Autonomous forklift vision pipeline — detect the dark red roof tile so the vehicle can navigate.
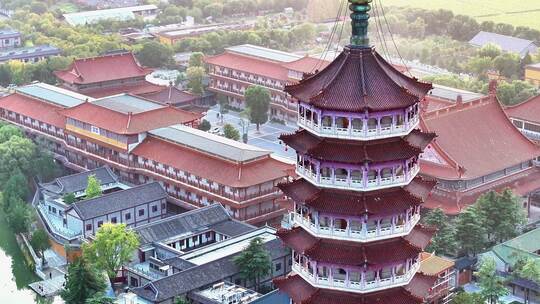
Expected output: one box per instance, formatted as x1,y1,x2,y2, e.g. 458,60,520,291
0,93,65,128
285,46,432,112
280,129,435,164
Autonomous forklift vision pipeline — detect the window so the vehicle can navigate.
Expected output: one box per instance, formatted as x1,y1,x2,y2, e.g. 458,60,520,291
125,213,131,220
275,263,282,272
90,125,100,135
111,217,117,224
152,205,158,213
97,221,103,227
86,224,92,231
138,209,145,216
161,203,166,210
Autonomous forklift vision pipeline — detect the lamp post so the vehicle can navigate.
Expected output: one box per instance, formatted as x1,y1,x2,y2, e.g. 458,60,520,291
239,118,249,143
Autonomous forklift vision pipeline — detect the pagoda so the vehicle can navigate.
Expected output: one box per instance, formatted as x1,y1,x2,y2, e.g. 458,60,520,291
274,1,439,303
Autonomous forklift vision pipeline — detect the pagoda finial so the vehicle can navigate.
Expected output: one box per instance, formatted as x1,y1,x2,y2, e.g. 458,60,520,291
348,0,372,47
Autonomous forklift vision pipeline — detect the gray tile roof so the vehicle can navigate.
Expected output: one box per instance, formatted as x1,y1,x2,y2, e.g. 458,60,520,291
469,31,538,57
93,94,164,114
0,28,20,39
0,45,61,62
133,238,288,302
162,257,197,272
134,204,255,246
40,166,118,195
71,182,166,220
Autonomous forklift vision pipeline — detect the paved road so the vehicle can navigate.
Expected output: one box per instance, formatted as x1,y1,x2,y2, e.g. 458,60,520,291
203,106,298,160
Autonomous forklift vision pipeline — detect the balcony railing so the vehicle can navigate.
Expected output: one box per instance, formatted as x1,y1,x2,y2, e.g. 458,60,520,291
298,114,420,141
296,164,420,192
284,213,421,243
292,260,420,294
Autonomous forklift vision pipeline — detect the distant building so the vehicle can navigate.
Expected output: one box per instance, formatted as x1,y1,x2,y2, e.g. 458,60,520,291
205,44,330,122
63,5,158,26
469,31,538,58
141,86,212,111
156,23,251,46
419,253,456,304
524,63,540,87
190,282,262,304
54,52,163,98
0,82,292,225
0,28,21,49
424,84,485,112
421,85,540,215
75,0,141,10
0,45,60,64
505,94,540,142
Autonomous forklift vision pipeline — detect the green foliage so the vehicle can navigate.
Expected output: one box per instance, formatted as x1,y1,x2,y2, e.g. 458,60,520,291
63,193,77,205
451,291,485,304
186,66,206,95
84,223,139,281
85,175,103,199
0,135,36,179
477,257,508,304
33,151,62,182
513,257,540,284
85,294,116,304
455,206,486,256
61,257,107,304
2,170,29,211
6,198,32,234
244,86,270,131
476,189,527,244
496,80,537,106
223,124,240,141
174,297,189,304
0,125,23,143
136,41,174,68
189,52,205,68
423,208,456,255
478,43,502,59
232,237,271,291
198,119,211,131
30,229,51,257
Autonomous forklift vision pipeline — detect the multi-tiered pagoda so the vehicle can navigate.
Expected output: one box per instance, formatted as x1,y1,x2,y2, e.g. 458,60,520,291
274,1,438,303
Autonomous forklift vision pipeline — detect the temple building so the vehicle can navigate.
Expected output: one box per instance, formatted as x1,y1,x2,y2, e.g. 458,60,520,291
0,82,293,224
505,95,540,142
205,44,329,122
420,84,540,215
274,1,440,303
54,51,164,98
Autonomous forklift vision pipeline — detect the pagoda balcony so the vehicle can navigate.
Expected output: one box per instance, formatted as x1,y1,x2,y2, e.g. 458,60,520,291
291,254,420,294
296,158,420,192
298,102,420,141
285,208,421,243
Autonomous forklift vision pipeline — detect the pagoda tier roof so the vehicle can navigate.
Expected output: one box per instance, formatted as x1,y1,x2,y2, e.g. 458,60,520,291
277,226,434,267
280,129,435,164
274,275,425,304
421,95,540,180
54,52,153,85
285,46,432,112
278,177,436,217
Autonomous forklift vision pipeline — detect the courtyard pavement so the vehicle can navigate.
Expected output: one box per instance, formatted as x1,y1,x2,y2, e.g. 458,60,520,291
203,106,297,160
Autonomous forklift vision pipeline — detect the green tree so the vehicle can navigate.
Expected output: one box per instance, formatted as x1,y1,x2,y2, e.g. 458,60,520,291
493,53,521,79
85,175,102,199
0,124,23,143
174,297,189,304
136,41,174,68
33,152,61,182
2,170,29,211
85,294,116,304
30,229,51,265
186,66,205,95
198,119,211,131
423,208,456,255
6,199,32,234
188,52,205,68
455,206,486,256
84,223,139,282
451,291,485,304
0,135,36,181
232,237,271,291
514,257,540,284
244,86,270,131
61,257,107,304
476,189,527,244
63,193,77,204
477,257,508,304
203,3,224,18
496,80,536,106
478,43,502,59
223,124,240,141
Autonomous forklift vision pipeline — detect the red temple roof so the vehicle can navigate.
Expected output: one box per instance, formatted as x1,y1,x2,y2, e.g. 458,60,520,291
278,226,433,266
132,136,292,187
141,86,200,106
54,52,153,85
80,81,164,98
505,94,540,124
285,46,432,112
0,93,66,128
421,95,540,180
274,275,424,304
280,129,435,164
405,273,438,299
61,98,202,135
278,177,436,217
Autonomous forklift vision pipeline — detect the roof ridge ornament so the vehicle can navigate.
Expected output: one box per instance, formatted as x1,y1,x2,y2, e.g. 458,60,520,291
349,0,372,47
